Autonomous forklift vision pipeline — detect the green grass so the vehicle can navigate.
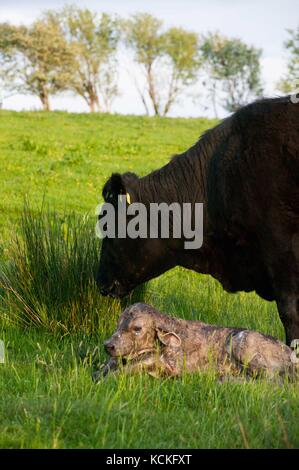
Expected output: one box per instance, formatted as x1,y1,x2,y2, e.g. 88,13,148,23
0,110,298,449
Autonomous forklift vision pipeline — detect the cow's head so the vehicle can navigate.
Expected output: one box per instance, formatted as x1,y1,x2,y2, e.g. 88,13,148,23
96,173,176,298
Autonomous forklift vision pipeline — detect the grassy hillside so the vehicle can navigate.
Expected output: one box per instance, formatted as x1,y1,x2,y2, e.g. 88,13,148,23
0,110,216,252
0,110,298,449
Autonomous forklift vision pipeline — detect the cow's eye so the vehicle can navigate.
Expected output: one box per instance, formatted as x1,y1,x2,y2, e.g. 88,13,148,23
133,326,142,333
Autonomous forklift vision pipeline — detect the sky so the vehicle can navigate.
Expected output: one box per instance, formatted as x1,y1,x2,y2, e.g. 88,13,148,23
1,0,298,117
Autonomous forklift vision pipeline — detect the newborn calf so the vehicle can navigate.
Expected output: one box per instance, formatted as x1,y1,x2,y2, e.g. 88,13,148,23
94,303,298,381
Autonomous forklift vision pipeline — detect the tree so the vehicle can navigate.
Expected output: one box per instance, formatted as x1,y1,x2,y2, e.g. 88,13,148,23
11,17,75,111
161,27,202,116
123,13,202,116
123,13,164,115
201,33,263,114
278,26,299,93
0,23,21,108
55,6,120,112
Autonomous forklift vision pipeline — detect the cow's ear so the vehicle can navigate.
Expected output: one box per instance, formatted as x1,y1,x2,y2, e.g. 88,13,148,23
102,173,126,203
102,172,138,204
156,329,181,348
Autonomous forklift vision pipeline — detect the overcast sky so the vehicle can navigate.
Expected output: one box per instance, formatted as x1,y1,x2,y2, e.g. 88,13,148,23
1,0,298,117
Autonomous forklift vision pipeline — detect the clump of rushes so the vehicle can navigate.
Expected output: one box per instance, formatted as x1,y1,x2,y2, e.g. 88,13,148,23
0,202,127,332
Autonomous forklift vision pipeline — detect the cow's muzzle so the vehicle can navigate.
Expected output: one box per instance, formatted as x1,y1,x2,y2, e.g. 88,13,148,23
98,279,131,298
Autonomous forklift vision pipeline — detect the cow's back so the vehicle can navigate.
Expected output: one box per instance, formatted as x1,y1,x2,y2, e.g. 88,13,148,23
205,97,299,299
207,96,299,231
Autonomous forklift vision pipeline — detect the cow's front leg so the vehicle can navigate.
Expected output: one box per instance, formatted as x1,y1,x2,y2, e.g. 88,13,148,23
276,295,299,346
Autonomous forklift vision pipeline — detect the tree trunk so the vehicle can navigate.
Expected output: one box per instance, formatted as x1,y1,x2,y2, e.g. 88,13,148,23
86,81,100,113
89,98,96,113
88,93,101,113
146,64,160,116
89,92,101,112
211,82,218,118
40,90,50,111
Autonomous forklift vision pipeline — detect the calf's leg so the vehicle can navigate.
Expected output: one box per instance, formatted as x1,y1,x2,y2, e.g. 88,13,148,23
93,353,172,381
226,330,292,378
92,357,119,382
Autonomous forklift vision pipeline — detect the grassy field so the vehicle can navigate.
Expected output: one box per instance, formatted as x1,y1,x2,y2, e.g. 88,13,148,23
0,110,298,449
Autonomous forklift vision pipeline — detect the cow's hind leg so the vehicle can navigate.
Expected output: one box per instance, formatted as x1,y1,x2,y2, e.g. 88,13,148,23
263,230,299,345
276,295,299,346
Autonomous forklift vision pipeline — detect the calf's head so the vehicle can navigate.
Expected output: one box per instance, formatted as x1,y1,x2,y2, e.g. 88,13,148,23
97,173,176,298
104,303,182,358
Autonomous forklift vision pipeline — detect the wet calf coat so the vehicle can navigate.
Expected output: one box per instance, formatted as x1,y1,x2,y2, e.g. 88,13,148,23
94,303,297,381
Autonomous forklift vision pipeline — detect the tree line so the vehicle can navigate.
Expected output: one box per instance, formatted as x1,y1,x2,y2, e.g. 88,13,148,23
0,6,297,116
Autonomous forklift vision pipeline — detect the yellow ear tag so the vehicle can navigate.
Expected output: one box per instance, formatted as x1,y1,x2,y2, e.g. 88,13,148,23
126,192,131,204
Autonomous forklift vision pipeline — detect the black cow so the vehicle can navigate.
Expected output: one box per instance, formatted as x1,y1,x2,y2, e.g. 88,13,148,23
97,96,299,345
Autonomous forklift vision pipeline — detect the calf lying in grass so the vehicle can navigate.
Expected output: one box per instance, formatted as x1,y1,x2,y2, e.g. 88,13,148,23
93,303,298,381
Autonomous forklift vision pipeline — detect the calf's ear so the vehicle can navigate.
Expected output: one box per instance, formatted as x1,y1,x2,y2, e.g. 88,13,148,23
156,329,181,348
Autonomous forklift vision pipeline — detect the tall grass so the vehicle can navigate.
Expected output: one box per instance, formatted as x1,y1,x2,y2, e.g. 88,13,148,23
0,203,142,332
